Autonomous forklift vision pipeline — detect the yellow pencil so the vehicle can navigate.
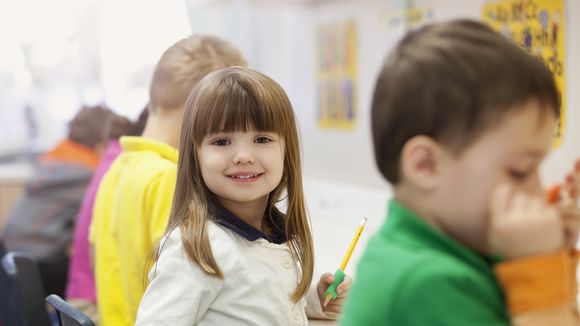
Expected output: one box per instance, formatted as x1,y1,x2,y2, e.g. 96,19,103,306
323,217,367,306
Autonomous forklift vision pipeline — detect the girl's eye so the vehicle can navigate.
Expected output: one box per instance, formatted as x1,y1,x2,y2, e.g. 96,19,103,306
255,136,272,144
211,139,230,146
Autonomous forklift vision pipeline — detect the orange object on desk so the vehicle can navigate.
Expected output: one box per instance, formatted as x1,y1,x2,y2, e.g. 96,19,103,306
546,185,561,204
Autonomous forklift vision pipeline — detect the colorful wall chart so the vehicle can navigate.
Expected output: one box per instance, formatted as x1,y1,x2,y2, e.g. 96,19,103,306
384,5,434,31
482,0,566,147
317,21,358,130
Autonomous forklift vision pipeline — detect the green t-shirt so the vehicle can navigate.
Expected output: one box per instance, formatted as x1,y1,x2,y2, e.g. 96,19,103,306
341,200,510,325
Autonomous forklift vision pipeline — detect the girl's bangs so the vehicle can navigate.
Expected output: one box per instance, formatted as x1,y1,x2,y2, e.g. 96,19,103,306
192,77,288,143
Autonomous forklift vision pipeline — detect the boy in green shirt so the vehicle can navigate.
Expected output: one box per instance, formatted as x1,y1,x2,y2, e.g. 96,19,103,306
341,19,579,325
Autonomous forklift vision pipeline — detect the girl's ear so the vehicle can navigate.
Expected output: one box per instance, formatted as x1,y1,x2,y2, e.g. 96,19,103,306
400,135,444,192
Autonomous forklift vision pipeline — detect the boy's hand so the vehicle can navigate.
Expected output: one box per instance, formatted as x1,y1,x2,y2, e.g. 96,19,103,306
558,158,580,249
316,272,352,313
488,184,563,259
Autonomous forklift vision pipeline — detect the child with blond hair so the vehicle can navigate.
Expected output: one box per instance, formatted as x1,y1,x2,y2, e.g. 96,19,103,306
90,35,247,326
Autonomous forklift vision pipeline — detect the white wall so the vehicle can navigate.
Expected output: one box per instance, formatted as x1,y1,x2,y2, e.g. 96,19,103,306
186,0,579,273
305,0,580,190
312,0,579,273
2,0,576,274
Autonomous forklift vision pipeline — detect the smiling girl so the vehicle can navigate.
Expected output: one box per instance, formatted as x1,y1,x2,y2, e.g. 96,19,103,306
135,66,350,325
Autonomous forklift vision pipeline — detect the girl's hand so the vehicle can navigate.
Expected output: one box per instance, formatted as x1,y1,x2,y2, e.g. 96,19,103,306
559,158,580,249
488,183,564,259
316,273,352,314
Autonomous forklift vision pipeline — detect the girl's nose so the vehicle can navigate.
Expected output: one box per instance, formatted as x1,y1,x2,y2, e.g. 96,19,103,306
233,147,255,165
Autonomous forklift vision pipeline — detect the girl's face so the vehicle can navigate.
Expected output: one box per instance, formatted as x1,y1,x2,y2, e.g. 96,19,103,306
197,129,285,211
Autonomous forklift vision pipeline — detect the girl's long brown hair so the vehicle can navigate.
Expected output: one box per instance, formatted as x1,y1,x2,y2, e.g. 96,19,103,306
162,66,313,301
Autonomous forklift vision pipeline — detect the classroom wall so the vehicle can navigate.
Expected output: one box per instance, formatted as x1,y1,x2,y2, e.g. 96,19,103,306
544,0,580,185
0,0,576,273
185,0,579,273
314,0,579,272
306,0,579,189
186,0,579,189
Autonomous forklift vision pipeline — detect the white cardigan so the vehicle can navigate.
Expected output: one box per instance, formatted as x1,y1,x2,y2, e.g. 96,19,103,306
135,223,335,325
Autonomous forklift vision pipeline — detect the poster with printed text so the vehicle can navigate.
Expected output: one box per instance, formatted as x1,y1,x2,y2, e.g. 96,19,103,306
317,22,358,130
384,5,434,32
482,0,566,147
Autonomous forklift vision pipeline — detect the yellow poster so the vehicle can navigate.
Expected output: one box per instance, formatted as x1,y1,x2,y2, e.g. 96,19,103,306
482,0,566,147
384,5,434,31
317,22,357,130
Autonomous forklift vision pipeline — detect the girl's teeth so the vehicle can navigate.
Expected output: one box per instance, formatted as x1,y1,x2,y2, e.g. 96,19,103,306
235,174,256,179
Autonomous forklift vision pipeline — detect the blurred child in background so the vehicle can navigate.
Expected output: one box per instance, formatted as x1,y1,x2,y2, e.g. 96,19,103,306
2,105,113,298
65,107,148,323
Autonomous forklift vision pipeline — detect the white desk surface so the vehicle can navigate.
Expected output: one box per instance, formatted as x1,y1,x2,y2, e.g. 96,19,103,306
0,162,33,182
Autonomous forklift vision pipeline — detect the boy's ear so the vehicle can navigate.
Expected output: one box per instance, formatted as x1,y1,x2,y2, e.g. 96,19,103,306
400,135,443,191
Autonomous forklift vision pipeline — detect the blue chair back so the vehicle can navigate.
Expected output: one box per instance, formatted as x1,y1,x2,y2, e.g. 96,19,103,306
0,252,52,326
0,238,5,257
45,294,95,326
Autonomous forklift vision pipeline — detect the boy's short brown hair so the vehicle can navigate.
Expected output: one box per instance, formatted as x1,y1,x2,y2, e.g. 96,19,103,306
68,105,113,149
149,34,247,112
372,19,560,184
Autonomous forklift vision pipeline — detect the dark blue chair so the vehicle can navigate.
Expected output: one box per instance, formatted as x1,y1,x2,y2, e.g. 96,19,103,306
0,239,5,326
0,252,52,326
0,237,5,257
45,295,94,326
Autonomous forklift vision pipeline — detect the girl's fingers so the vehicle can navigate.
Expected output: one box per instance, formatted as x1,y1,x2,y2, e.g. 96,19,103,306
323,305,341,313
327,297,346,306
324,299,346,313
336,276,352,293
319,273,334,285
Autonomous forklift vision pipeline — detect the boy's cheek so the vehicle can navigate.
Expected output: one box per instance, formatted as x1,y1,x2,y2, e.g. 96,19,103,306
449,215,490,254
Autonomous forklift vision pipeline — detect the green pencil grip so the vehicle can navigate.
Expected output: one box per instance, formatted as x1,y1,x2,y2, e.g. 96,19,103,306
324,268,346,301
